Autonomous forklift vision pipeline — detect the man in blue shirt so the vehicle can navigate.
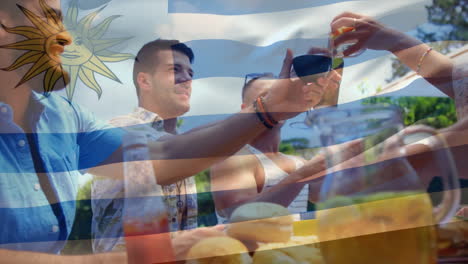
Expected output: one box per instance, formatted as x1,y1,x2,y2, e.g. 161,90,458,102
0,90,122,254
0,0,319,262
0,1,126,260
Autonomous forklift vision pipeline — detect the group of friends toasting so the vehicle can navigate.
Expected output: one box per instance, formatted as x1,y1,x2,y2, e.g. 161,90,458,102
1,0,467,263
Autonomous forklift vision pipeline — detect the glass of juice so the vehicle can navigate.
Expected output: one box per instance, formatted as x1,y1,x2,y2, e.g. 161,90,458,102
124,211,175,264
309,104,460,264
122,133,176,264
329,26,366,58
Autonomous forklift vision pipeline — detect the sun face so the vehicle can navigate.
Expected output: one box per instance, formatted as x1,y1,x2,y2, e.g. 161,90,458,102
60,31,94,66
45,31,73,64
0,0,69,94
0,0,133,100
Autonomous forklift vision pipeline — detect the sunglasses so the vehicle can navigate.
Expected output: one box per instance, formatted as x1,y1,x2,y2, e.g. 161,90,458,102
243,72,276,87
292,55,344,84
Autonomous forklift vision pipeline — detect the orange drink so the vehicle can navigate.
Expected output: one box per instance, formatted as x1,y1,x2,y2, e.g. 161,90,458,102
124,216,175,264
317,191,437,264
293,219,318,237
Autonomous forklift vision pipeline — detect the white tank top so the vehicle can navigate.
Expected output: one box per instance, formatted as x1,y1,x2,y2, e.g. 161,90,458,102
216,145,309,224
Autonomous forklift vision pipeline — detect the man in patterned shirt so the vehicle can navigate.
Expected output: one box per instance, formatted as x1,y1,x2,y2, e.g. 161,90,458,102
92,39,207,253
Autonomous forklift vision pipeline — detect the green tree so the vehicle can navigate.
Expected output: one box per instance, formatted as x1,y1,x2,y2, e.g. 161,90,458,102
280,138,310,155
279,141,297,155
177,118,184,128
421,0,467,42
281,138,309,150
195,170,217,227
389,0,467,81
362,96,457,128
62,179,93,254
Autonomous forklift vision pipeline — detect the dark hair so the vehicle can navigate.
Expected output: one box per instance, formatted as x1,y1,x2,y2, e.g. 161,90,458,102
241,73,275,103
241,77,262,103
133,39,194,96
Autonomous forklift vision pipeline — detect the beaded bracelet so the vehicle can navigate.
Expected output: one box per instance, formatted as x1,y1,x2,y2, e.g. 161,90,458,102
416,47,433,75
256,97,278,126
253,99,273,129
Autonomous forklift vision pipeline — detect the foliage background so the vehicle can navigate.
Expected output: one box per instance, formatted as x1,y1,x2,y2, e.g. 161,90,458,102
389,0,467,81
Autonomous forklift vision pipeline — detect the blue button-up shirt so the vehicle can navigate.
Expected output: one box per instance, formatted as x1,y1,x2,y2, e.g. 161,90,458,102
0,92,123,253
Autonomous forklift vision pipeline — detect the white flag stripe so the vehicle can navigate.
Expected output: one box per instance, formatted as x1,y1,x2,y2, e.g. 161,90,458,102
64,0,436,122
94,0,430,46
164,0,430,45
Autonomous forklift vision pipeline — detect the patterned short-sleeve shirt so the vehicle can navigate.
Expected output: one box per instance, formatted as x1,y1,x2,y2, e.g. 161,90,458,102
91,107,198,253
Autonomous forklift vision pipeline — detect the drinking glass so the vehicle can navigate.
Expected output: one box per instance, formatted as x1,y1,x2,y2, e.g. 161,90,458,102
122,133,176,264
329,26,366,58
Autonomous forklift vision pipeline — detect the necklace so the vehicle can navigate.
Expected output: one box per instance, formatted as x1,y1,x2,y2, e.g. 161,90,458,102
175,181,184,208
175,180,188,230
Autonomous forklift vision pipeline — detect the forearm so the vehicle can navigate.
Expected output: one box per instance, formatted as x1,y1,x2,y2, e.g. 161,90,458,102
406,143,468,183
249,177,307,208
308,180,323,204
220,162,326,218
0,249,61,264
0,249,127,264
389,32,454,97
404,119,468,182
151,107,266,185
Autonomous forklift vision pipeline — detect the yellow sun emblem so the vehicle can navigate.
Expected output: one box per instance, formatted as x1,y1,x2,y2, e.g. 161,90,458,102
1,0,133,100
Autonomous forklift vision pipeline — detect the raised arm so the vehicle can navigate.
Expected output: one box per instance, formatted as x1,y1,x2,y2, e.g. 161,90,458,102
151,49,326,185
92,49,322,185
151,109,270,185
211,151,327,219
331,12,455,98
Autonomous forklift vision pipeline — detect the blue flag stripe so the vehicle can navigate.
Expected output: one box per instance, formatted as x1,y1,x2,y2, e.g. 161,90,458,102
185,38,446,80
169,0,360,15
0,95,456,173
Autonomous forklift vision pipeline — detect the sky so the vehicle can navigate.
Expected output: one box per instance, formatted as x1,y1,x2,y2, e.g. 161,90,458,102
58,0,435,120
55,0,466,185
56,0,466,162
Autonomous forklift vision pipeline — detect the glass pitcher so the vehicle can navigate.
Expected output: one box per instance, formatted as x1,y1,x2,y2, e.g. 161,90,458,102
308,104,460,264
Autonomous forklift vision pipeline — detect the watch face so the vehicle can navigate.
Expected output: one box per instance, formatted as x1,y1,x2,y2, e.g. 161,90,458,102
292,55,332,83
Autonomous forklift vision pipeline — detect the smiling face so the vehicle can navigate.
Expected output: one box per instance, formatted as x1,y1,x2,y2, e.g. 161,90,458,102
141,49,193,119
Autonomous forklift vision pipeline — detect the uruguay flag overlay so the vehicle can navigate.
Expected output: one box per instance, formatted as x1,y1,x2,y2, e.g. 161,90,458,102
0,0,466,260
